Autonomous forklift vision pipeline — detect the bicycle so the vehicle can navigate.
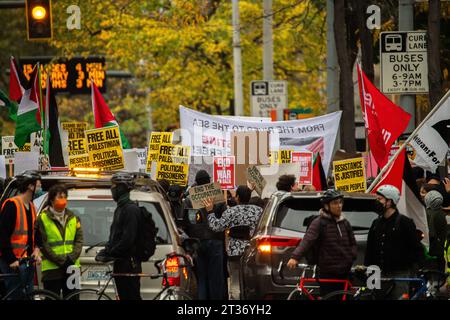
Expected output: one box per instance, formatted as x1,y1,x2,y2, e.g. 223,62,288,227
322,268,450,300
0,256,61,300
279,262,354,301
64,253,194,300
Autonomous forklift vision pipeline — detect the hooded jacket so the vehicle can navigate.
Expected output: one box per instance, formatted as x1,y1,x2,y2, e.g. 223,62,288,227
424,191,447,259
290,209,357,276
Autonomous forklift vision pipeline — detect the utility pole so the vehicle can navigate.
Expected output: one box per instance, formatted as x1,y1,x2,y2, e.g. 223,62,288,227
399,0,416,134
263,0,273,81
232,0,244,116
327,0,340,149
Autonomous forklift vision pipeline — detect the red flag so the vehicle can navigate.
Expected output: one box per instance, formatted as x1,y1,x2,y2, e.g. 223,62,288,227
9,57,25,102
371,149,406,194
91,81,115,128
357,64,411,168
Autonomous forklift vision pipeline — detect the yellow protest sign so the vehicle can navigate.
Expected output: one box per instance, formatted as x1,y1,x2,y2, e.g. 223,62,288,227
85,126,124,171
333,158,366,193
270,150,293,164
156,143,190,186
62,122,88,156
17,143,31,152
146,132,173,172
68,154,91,169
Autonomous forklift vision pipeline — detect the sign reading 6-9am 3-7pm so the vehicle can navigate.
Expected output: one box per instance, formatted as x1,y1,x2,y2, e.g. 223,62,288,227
380,31,428,94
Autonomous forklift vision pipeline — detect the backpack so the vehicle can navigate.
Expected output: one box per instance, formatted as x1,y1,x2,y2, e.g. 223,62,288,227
134,202,159,262
302,215,353,265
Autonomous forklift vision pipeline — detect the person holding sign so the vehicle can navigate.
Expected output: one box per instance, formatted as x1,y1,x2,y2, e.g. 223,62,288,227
205,186,263,300
182,170,227,300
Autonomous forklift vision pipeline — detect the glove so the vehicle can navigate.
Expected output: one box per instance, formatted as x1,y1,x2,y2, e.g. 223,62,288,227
95,249,114,263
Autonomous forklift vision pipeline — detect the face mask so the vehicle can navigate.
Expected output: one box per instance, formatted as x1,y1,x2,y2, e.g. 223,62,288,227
374,200,385,215
32,185,44,200
53,198,67,212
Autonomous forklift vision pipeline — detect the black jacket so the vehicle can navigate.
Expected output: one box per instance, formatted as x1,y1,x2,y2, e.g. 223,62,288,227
182,197,226,241
106,200,141,259
365,210,424,272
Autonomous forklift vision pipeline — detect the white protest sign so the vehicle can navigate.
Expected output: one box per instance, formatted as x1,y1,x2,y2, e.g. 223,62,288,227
135,148,147,172
179,106,341,173
2,136,17,165
14,152,40,175
123,150,140,172
0,155,6,179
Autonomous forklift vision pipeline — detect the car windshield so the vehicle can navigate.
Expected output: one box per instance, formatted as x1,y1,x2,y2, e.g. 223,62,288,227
273,197,378,234
68,200,171,246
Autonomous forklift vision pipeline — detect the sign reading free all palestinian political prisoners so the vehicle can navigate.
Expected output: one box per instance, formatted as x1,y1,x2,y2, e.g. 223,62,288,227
333,158,366,192
156,144,190,186
188,182,225,209
146,132,173,172
179,106,342,174
85,126,124,170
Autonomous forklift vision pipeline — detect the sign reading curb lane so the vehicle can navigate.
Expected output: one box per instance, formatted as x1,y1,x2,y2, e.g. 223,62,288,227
251,80,288,117
86,126,124,171
380,31,428,94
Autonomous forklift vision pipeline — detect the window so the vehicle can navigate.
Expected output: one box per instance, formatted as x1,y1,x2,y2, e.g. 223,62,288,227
68,200,170,246
273,198,378,234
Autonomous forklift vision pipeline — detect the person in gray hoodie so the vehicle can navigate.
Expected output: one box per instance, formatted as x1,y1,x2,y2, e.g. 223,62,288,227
424,190,447,272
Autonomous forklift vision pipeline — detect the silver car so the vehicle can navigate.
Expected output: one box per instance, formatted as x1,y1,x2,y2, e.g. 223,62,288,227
1,171,197,300
240,191,378,300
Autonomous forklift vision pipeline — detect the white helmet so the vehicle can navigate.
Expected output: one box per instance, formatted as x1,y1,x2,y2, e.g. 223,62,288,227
376,184,401,205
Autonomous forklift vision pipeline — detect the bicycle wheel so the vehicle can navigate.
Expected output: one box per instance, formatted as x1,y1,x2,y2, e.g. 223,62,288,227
287,289,311,300
321,289,371,301
30,289,62,300
65,289,113,300
159,288,193,300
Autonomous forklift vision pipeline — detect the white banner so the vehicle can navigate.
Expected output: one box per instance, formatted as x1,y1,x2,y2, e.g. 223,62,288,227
179,106,342,173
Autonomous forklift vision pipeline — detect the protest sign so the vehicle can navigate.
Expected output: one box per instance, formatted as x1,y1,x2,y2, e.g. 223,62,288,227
213,156,235,190
14,152,39,175
0,156,6,179
188,156,214,186
123,150,140,172
156,144,190,186
85,126,124,171
333,158,366,192
146,132,173,172
17,143,31,152
292,151,313,185
270,150,293,164
2,136,17,165
68,153,91,169
180,105,342,173
135,148,147,172
247,166,267,196
188,182,225,209
31,131,44,155
61,122,88,165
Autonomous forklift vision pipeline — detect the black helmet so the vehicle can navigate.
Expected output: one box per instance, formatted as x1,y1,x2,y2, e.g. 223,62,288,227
321,189,344,205
111,172,135,190
16,170,41,190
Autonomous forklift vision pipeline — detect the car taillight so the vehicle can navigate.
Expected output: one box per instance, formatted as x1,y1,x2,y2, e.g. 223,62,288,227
163,255,181,287
256,236,301,254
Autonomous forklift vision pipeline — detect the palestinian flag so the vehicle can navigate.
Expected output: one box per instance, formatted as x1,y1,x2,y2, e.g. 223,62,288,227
312,153,327,191
0,89,18,121
9,56,27,102
91,81,131,149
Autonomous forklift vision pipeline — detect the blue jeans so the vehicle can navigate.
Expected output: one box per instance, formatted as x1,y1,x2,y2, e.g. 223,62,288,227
195,239,226,300
0,258,34,300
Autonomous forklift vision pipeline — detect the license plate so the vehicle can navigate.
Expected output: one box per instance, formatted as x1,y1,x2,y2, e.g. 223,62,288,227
84,267,109,281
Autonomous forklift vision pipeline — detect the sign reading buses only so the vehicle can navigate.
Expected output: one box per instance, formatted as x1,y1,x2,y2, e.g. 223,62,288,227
380,31,428,94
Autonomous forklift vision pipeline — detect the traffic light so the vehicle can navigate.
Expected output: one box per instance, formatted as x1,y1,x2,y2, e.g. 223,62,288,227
25,0,52,40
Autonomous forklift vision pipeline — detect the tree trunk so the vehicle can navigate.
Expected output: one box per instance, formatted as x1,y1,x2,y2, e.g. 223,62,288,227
334,0,356,153
427,0,442,108
355,0,374,82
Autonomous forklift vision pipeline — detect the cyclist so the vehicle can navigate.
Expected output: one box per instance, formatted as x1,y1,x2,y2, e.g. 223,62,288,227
99,172,142,300
365,184,424,299
0,171,42,299
287,189,357,297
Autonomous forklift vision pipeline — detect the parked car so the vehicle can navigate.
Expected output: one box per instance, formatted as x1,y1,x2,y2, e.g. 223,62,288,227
240,191,378,300
0,170,197,300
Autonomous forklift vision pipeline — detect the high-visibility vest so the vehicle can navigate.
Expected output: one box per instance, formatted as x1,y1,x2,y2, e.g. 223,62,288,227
0,196,36,258
40,211,81,272
445,239,450,285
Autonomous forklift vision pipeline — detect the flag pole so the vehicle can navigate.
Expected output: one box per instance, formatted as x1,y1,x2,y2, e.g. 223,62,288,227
367,88,450,192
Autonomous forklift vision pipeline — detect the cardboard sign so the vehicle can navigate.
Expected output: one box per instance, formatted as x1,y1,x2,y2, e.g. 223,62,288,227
231,131,270,186
247,166,267,196
188,182,225,209
2,136,17,165
85,126,124,171
292,151,313,185
156,144,190,186
213,156,235,190
146,132,173,172
333,158,366,192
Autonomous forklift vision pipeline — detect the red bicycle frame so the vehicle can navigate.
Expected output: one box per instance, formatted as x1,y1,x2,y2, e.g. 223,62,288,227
297,277,353,300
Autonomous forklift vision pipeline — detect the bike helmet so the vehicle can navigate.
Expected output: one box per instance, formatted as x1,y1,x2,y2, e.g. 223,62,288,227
321,189,344,205
376,184,400,205
111,172,135,190
15,170,41,191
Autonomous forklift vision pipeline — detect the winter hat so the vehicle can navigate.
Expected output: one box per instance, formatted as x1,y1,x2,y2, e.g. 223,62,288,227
195,170,211,186
424,190,443,210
